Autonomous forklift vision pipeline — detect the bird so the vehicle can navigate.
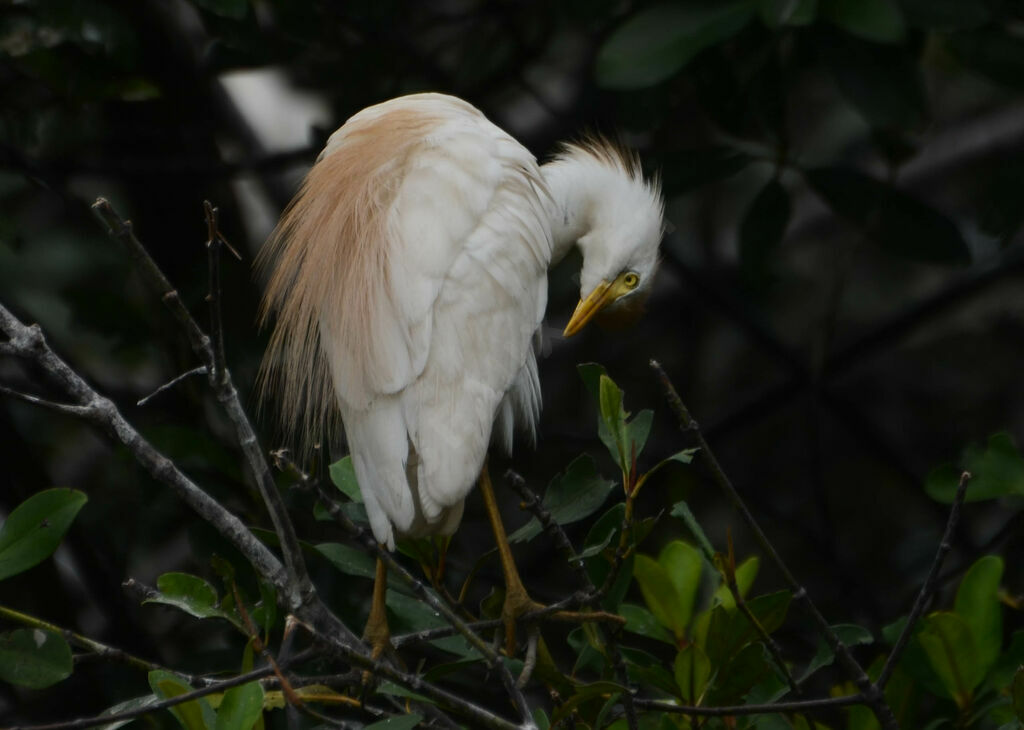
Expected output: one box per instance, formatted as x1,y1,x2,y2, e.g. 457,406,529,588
257,92,664,657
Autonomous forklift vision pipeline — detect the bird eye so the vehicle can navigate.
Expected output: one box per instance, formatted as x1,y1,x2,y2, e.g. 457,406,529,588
623,272,640,289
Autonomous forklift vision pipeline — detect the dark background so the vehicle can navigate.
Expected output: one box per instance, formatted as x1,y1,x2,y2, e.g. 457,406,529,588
2,0,1023,724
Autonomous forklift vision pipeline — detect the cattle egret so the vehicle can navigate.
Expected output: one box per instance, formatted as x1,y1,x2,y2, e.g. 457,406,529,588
258,92,664,657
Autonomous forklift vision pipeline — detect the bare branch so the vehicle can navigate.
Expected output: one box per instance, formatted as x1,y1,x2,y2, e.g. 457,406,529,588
90,197,313,609
0,383,94,417
650,359,898,730
274,451,535,726
877,471,972,688
136,366,207,406
633,693,866,717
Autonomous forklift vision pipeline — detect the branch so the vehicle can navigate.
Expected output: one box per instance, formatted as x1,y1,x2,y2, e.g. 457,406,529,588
8,651,318,730
273,452,535,727
0,604,172,680
0,383,94,417
877,471,971,688
505,470,639,730
90,197,313,610
650,360,898,730
136,366,207,406
633,693,865,717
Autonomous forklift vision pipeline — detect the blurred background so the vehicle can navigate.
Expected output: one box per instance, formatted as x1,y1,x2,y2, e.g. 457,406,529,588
1,0,1023,723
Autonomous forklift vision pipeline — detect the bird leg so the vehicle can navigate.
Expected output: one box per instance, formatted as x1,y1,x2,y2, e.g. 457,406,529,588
478,460,547,654
363,557,392,662
479,460,627,660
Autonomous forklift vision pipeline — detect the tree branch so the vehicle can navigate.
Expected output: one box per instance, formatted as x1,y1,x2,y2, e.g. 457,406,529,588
90,197,314,611
877,471,971,688
650,359,898,730
633,693,865,717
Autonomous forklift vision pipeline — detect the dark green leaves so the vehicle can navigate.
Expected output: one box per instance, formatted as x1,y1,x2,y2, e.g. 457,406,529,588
926,432,1024,503
0,629,73,689
633,541,701,640
806,167,970,265
0,488,87,581
798,624,874,682
596,1,756,89
329,456,362,503
510,455,615,543
143,573,242,631
953,555,1003,677
149,670,217,730
214,682,264,730
578,364,657,478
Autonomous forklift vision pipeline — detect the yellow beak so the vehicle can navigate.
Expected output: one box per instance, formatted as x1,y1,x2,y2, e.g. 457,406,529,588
563,273,635,337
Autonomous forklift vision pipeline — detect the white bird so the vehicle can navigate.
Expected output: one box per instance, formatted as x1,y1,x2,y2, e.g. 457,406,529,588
258,92,664,654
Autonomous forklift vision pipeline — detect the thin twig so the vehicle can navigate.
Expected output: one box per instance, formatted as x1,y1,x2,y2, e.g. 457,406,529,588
877,471,972,688
0,384,93,417
0,604,173,680
137,366,207,406
273,451,536,727
204,200,228,382
633,693,865,717
8,655,298,730
90,197,313,610
650,359,898,730
505,470,639,730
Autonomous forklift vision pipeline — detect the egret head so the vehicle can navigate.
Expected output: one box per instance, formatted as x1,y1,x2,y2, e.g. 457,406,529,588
557,140,664,337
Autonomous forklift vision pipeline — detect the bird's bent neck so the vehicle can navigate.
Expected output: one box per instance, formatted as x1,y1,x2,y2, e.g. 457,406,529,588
540,160,600,266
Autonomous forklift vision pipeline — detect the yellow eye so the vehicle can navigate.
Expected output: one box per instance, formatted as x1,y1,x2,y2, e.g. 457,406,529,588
623,272,640,289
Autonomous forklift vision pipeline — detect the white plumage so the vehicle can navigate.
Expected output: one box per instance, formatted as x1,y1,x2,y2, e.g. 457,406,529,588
259,93,663,549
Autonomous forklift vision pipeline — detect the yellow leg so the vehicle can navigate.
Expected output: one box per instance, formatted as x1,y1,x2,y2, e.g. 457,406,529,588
478,459,626,657
478,459,544,654
363,557,391,660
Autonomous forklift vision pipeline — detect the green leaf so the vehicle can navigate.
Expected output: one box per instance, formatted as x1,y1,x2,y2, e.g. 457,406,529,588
705,591,791,666
0,488,87,581
674,644,711,703
918,611,984,707
583,504,634,611
509,455,615,543
149,670,216,730
596,1,756,89
926,433,1024,503
759,0,817,27
0,628,72,689
215,681,264,730
954,555,1003,677
634,554,687,638
740,179,791,283
578,365,654,470
797,624,874,682
533,708,551,730
314,542,377,580
329,456,363,503
821,0,905,43
621,603,675,644
599,375,629,467
364,714,423,730
659,541,702,631
806,167,969,265
708,642,774,704
145,573,238,627
669,500,715,559
819,32,927,129
713,556,760,610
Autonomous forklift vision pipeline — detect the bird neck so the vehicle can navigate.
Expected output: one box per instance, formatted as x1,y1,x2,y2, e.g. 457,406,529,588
540,160,598,265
